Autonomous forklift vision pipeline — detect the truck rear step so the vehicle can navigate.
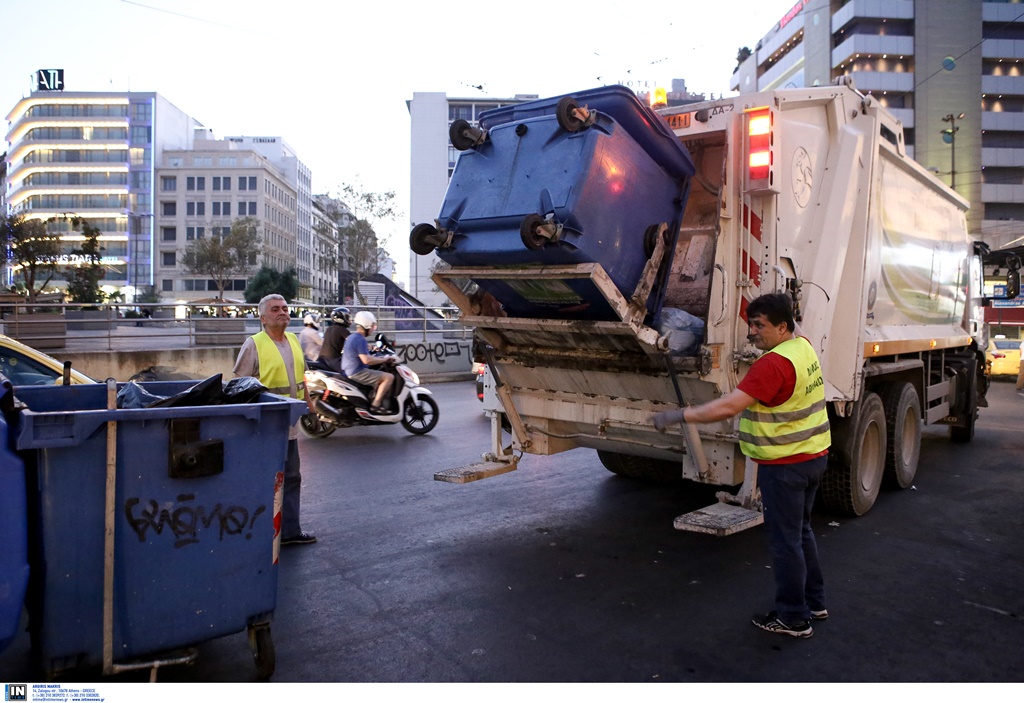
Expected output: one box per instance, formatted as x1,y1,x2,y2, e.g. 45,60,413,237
434,459,518,484
674,502,763,537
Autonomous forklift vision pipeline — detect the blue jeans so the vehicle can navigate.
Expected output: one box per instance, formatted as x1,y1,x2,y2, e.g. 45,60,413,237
282,439,303,539
756,456,828,623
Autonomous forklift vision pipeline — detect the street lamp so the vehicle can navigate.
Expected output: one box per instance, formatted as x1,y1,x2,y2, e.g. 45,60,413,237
941,112,966,190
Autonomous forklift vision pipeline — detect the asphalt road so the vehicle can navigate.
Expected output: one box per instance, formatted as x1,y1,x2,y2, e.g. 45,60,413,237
2,379,1022,683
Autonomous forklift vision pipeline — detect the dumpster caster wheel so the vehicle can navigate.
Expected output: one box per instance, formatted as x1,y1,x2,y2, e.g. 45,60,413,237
643,224,664,259
520,214,548,250
449,119,485,151
556,97,585,132
410,223,440,255
249,624,275,681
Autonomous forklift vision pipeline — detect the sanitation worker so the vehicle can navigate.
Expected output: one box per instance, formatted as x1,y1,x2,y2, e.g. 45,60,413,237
233,293,317,546
652,292,831,638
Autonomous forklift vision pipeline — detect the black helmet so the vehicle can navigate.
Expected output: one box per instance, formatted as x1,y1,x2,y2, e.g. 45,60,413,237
330,306,351,326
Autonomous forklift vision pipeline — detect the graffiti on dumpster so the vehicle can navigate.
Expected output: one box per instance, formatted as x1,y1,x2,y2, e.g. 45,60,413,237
124,493,268,548
395,340,468,366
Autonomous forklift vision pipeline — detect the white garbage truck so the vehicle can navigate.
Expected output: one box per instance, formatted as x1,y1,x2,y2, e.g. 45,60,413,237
417,81,1019,536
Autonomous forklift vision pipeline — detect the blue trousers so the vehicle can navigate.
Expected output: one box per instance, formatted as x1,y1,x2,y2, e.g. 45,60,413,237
282,439,303,540
756,456,828,623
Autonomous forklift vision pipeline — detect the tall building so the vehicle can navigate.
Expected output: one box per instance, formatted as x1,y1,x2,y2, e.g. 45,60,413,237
407,91,537,307
4,90,196,297
155,129,298,302
311,198,339,305
731,0,1024,249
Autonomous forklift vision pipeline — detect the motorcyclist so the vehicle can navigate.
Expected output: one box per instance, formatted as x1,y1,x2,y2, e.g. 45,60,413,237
341,311,396,414
318,306,351,373
298,313,323,363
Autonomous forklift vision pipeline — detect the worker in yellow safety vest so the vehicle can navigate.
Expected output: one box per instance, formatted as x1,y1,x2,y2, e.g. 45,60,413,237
233,293,318,547
653,293,831,638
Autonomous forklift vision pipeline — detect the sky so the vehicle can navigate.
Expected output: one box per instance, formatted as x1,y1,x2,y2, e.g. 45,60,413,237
2,0,800,286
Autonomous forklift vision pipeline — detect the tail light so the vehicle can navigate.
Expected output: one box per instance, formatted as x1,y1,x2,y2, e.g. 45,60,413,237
746,106,778,194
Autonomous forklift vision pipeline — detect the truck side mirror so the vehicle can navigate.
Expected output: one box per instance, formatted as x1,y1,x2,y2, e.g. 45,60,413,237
1006,270,1020,300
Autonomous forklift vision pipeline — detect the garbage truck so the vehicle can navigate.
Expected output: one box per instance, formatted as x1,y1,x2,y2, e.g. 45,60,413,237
411,81,1020,536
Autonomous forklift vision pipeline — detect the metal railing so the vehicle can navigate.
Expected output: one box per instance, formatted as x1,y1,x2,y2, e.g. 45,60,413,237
0,302,469,352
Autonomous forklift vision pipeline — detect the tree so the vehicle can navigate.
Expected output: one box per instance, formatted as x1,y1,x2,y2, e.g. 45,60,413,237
244,266,299,304
734,46,752,74
181,216,261,303
63,217,106,305
0,214,64,304
322,181,401,305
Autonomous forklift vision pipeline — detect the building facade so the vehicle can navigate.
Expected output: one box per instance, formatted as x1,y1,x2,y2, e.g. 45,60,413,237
154,130,298,303
4,90,195,297
311,197,340,305
731,0,1024,249
407,91,536,306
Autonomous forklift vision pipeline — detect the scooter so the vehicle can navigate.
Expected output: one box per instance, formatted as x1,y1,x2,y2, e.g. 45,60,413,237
300,333,440,437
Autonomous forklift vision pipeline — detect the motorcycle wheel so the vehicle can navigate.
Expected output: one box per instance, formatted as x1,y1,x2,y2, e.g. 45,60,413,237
401,395,439,435
299,412,336,439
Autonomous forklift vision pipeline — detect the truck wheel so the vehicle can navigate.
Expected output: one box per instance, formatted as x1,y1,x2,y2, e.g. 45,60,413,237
881,382,921,489
820,393,886,516
597,450,683,483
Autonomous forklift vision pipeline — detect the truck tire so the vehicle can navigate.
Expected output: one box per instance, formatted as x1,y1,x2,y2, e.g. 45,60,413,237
597,450,683,483
820,392,886,516
881,382,921,490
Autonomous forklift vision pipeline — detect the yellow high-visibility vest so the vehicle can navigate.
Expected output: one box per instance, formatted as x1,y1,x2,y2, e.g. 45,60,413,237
738,337,830,461
252,330,305,400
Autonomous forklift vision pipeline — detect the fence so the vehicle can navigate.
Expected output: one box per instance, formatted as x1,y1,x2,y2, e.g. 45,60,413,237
0,302,470,353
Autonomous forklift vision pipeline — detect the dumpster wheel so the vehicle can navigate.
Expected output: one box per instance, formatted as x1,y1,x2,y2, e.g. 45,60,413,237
520,213,549,250
556,96,585,132
642,224,665,259
249,623,275,681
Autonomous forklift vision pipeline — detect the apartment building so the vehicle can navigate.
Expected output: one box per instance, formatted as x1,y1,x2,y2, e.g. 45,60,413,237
731,0,1024,249
155,130,298,303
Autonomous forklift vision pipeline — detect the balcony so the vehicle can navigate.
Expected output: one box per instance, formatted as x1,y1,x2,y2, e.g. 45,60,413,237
832,35,914,68
982,75,1024,96
982,111,1024,131
982,39,1024,61
843,71,915,93
981,183,1024,203
832,0,913,30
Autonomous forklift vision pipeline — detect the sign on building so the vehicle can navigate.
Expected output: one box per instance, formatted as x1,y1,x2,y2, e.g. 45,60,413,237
36,69,64,91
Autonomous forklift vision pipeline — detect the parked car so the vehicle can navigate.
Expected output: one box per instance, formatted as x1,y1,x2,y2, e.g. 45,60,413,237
0,334,95,385
986,337,1022,377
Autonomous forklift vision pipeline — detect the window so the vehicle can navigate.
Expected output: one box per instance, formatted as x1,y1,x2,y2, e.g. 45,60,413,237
212,202,221,216
162,279,173,292
161,227,176,241
248,176,257,190
161,201,176,216
161,176,177,191
222,202,230,216
186,202,206,217
161,251,176,267
222,177,231,191
187,226,205,240
247,201,257,215
213,176,221,191
187,176,195,191
196,176,205,191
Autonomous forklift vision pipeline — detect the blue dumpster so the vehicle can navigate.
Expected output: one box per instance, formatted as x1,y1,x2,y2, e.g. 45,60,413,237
426,85,695,320
0,383,29,656
12,381,306,679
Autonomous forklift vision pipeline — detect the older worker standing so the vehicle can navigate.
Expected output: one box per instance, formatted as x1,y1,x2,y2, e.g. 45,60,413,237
233,293,317,546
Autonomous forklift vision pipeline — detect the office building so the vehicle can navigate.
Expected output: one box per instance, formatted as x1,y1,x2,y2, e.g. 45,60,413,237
5,89,195,297
731,0,1024,249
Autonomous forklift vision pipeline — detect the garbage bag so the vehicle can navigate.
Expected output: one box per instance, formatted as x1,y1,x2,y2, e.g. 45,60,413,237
145,374,225,408
222,376,267,404
658,307,705,355
116,380,169,409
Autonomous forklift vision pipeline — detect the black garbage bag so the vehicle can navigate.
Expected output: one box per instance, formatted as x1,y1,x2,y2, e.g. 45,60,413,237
116,380,169,409
222,376,267,404
145,374,226,408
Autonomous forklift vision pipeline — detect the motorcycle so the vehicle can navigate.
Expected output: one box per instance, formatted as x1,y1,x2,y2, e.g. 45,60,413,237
299,333,439,437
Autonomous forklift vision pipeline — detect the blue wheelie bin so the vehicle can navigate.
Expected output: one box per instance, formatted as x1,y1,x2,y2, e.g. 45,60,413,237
414,85,695,321
0,380,29,657
12,380,306,679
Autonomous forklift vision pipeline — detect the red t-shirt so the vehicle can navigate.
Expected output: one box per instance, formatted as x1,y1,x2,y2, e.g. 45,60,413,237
736,341,829,465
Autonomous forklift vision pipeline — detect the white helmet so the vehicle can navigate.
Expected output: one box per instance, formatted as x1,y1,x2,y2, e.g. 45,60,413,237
353,311,376,330
303,313,321,328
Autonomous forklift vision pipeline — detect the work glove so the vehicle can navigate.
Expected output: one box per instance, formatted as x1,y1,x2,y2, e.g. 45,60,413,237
652,408,685,432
